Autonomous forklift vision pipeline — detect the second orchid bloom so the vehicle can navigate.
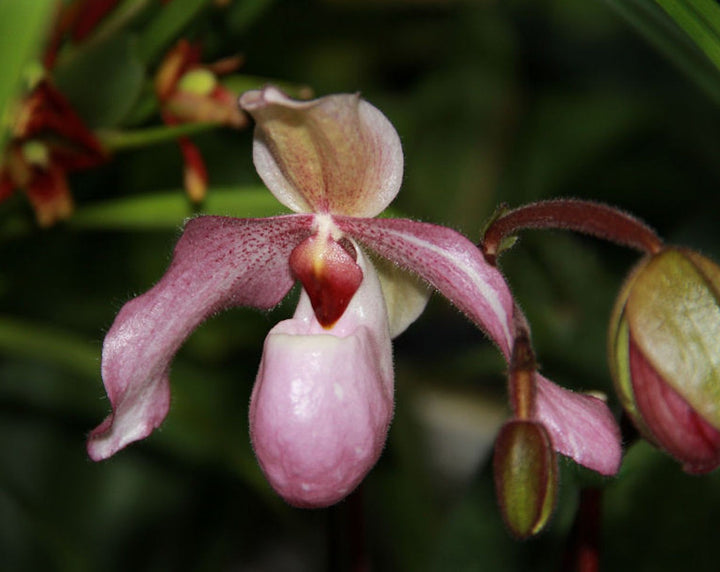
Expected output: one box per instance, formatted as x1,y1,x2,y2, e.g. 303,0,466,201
88,87,621,507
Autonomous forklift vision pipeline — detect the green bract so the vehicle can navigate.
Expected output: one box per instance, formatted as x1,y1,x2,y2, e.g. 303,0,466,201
493,419,557,538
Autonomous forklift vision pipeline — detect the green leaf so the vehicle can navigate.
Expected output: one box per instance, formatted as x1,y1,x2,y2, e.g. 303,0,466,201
0,1,54,155
0,316,99,381
52,33,146,128
70,187,288,231
655,0,720,69
227,0,276,34
136,0,211,64
77,0,151,48
604,0,720,103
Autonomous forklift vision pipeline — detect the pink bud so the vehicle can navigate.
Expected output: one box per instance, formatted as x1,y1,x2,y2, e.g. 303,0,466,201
610,248,720,473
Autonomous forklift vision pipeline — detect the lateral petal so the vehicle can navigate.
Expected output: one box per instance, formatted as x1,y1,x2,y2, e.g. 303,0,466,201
337,216,622,475
87,214,313,461
239,86,403,217
335,216,514,353
535,374,622,476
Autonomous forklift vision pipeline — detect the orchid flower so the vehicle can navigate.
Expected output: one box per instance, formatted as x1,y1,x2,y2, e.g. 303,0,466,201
87,86,621,507
1,80,105,226
155,39,247,202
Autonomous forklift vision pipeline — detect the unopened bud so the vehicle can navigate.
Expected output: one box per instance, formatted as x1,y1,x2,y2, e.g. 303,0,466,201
177,68,218,96
493,419,557,539
609,248,720,473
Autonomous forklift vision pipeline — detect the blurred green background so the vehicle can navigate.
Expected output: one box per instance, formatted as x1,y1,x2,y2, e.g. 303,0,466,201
2,0,720,570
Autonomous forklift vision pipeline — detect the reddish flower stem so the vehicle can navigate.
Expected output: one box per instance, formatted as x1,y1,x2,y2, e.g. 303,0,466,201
481,199,664,265
509,323,537,420
561,488,603,572
328,484,369,572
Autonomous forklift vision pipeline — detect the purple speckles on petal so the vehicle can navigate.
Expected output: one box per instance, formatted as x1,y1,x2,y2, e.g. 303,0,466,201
239,86,403,217
87,214,313,460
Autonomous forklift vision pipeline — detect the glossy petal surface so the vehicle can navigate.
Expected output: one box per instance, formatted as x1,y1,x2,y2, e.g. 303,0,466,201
250,246,393,507
239,86,403,217
87,214,313,460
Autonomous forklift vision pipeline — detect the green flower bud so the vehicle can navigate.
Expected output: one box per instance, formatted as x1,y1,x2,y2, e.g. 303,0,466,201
177,68,217,96
493,419,557,539
609,248,720,473
22,140,50,167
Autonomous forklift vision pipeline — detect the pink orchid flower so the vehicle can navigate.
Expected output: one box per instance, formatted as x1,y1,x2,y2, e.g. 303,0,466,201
87,86,621,507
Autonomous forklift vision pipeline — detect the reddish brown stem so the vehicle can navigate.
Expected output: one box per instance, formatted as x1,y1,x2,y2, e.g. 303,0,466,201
561,488,603,572
328,485,369,572
482,199,664,265
508,309,537,420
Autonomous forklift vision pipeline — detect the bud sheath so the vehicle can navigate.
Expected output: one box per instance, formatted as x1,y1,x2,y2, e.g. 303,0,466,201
493,419,557,538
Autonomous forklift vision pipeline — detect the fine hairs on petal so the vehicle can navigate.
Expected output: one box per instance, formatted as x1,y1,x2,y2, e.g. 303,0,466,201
87,215,313,460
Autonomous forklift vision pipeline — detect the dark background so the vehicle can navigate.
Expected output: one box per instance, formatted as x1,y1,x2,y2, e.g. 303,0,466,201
1,0,720,570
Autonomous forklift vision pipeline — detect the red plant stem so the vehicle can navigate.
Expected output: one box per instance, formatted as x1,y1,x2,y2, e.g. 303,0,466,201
509,323,536,420
561,488,603,572
328,485,369,572
481,199,664,265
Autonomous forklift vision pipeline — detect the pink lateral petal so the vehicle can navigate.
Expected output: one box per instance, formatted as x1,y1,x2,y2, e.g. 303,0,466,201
239,86,403,217
535,374,622,476
87,214,313,461
337,216,622,475
335,216,514,354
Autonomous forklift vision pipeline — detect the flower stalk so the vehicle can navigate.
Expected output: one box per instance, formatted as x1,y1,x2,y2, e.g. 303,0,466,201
508,320,537,421
481,199,664,265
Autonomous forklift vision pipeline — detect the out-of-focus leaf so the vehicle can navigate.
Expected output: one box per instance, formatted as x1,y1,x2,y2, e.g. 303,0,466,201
506,91,651,201
0,1,54,155
117,84,158,126
70,187,288,230
52,33,145,128
54,0,152,68
98,122,215,151
605,0,720,103
136,0,211,64
227,0,276,34
0,316,98,380
222,74,313,99
655,0,720,69
79,0,151,48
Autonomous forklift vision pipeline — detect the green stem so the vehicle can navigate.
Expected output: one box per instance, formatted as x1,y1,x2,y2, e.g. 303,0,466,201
97,121,215,151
